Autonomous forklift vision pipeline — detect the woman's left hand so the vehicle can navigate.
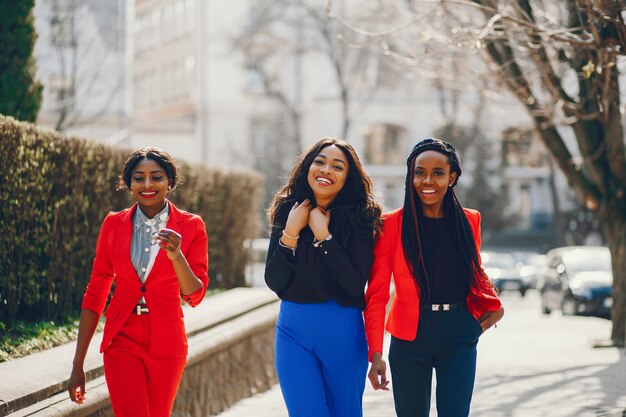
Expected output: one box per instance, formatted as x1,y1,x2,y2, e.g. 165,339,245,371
308,207,331,240
155,228,183,260
478,306,504,332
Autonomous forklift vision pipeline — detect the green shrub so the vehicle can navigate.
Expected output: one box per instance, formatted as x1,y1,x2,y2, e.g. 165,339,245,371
0,115,262,328
0,1,43,122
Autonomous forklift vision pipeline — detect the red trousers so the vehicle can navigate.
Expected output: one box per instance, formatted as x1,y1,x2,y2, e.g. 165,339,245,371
103,314,186,417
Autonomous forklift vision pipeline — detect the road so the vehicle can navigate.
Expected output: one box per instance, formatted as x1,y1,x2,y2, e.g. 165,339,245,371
216,289,625,416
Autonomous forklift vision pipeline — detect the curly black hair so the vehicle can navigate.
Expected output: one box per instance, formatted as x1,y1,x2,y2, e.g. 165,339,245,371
267,137,382,236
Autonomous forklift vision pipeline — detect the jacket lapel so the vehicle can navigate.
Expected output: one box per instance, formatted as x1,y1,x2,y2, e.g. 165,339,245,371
117,204,140,279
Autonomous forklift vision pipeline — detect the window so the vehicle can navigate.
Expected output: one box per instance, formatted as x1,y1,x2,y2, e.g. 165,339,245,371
50,7,75,47
250,120,269,154
245,66,265,94
174,0,185,38
184,0,195,32
162,4,174,42
375,54,400,89
364,124,406,164
48,74,74,110
385,183,402,210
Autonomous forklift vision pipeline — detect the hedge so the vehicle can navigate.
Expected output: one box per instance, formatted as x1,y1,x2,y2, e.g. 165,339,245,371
0,115,263,326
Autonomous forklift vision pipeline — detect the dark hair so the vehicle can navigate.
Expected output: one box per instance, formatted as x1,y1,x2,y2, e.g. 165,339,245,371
267,137,382,235
401,138,493,302
118,147,179,191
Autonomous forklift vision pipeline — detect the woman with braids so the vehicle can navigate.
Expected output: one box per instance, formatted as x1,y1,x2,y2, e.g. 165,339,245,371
67,148,209,417
265,137,381,417
364,138,504,417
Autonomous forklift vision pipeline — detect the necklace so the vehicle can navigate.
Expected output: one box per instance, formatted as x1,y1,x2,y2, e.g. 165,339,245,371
145,212,169,246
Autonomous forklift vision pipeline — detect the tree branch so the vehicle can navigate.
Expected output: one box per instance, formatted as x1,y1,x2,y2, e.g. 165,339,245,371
471,0,601,203
515,0,577,107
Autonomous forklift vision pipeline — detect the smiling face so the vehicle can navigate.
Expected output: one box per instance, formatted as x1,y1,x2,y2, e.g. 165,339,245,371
130,157,170,218
413,150,457,218
307,145,349,208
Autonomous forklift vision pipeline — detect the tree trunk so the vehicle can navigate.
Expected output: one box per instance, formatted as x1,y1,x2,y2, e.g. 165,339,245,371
547,157,564,246
603,214,626,347
290,107,303,154
341,86,350,139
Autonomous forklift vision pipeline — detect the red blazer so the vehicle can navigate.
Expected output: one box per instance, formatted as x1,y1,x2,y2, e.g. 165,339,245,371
81,201,209,357
364,207,501,361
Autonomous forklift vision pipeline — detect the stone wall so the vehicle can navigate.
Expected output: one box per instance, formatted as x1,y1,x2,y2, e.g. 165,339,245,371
3,289,279,417
174,324,276,416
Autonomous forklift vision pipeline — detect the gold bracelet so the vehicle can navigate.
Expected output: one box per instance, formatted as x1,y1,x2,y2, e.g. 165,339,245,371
282,230,300,240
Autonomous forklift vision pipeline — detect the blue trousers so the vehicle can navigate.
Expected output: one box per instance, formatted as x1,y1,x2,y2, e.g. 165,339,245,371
275,300,368,417
389,304,483,417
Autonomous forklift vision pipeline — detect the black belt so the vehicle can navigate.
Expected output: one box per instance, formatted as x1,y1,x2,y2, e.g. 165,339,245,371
132,304,149,315
425,303,459,312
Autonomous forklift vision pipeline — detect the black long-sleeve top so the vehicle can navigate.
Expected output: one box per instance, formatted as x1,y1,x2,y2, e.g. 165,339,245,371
264,205,375,309
421,217,470,303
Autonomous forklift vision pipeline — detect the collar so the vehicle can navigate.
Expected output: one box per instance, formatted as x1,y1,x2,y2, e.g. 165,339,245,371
134,203,169,229
120,200,184,226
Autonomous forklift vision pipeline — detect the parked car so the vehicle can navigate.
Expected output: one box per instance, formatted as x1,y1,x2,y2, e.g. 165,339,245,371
514,252,547,289
481,251,528,297
539,246,612,317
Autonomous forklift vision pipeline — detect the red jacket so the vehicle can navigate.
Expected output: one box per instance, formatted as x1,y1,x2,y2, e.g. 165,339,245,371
81,201,209,357
364,207,501,361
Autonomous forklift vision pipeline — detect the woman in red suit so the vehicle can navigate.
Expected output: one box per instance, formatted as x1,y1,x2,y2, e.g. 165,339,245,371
67,147,209,417
365,138,504,417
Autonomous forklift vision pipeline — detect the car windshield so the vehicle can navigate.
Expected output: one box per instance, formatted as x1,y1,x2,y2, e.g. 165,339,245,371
482,252,515,269
562,248,611,274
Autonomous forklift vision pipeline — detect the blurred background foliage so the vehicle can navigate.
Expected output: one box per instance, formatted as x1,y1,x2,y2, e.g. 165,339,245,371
0,0,43,122
0,115,262,330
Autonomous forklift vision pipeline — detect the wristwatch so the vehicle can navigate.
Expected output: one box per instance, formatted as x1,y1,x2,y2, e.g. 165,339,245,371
312,233,333,248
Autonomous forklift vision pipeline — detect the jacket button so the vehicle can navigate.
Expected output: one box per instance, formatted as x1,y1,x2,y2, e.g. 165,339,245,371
141,286,146,292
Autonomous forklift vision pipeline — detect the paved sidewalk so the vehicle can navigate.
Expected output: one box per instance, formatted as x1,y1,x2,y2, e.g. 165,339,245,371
0,288,277,416
216,292,626,417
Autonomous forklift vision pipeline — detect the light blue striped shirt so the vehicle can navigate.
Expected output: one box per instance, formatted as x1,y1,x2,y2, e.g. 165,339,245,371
131,204,170,286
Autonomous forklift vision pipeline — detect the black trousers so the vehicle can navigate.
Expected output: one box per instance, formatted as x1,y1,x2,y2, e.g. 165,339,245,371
389,304,483,417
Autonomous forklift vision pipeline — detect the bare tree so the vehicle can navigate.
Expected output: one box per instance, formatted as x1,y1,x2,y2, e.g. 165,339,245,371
233,0,377,142
232,1,304,153
333,0,626,346
46,0,123,132
232,0,392,228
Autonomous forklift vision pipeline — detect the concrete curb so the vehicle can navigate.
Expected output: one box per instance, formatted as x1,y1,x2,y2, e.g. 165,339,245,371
1,288,279,417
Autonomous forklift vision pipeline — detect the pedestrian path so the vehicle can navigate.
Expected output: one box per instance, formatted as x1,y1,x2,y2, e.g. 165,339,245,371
216,359,395,417
216,292,626,417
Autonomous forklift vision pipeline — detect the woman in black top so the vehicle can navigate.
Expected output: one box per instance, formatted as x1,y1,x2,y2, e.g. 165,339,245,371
265,137,381,417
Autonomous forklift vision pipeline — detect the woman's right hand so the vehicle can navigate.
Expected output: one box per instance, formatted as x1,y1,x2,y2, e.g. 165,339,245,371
368,352,390,391
67,366,86,404
284,199,312,238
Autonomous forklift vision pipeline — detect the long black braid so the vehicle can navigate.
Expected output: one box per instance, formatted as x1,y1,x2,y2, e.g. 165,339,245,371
401,138,493,304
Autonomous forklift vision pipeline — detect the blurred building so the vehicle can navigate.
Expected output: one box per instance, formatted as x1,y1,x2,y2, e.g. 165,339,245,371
486,127,580,250
33,0,128,142
127,0,536,212
33,0,575,239
501,127,556,230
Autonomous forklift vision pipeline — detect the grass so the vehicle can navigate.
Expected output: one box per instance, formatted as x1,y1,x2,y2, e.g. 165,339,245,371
0,317,105,363
0,289,226,362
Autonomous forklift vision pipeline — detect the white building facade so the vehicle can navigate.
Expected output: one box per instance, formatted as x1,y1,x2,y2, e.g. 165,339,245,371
127,0,544,212
34,0,128,141
31,0,575,234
